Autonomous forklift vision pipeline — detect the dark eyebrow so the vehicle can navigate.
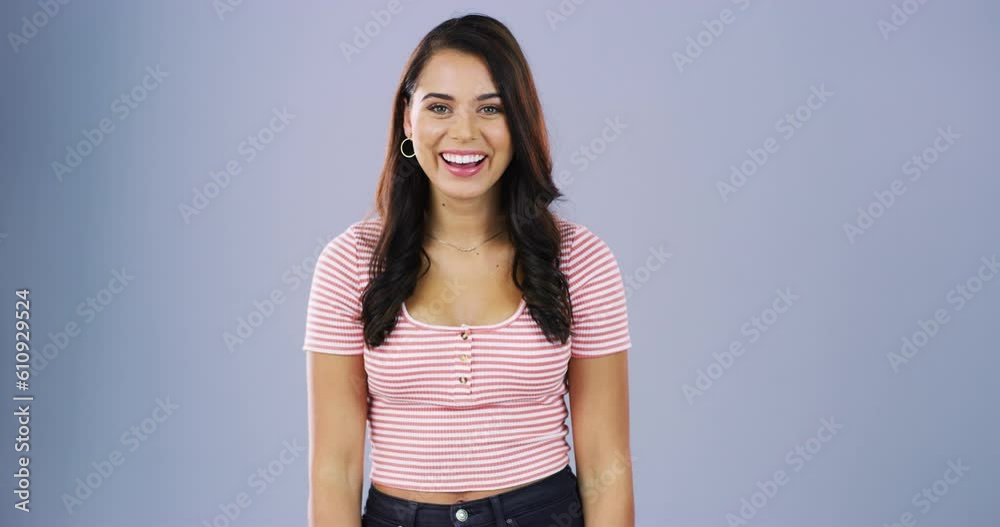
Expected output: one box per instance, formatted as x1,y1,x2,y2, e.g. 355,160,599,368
420,92,501,102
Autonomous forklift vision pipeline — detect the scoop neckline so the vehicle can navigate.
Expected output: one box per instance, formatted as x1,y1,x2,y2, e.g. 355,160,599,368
401,298,527,331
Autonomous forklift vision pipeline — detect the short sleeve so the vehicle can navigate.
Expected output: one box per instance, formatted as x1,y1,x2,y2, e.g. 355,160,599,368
302,224,366,355
568,225,633,358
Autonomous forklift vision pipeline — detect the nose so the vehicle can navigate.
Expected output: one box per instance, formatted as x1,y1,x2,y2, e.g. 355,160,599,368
449,110,477,142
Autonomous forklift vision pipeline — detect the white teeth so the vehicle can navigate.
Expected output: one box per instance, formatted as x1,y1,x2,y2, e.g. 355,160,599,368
442,153,485,164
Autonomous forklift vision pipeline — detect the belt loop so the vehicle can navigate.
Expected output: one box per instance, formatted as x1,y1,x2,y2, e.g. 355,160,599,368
405,500,418,527
489,495,507,527
388,499,417,527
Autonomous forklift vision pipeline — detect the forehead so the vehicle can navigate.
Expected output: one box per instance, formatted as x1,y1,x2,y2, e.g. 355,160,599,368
414,49,497,97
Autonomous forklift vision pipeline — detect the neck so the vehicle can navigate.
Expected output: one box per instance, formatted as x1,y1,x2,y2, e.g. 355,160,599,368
424,188,506,245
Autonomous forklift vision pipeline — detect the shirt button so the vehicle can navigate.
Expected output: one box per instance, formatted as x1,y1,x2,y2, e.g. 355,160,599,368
459,354,470,362
458,376,468,384
460,329,470,340
455,508,469,522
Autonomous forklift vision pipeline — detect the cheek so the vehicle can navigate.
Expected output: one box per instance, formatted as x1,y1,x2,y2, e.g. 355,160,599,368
413,133,440,168
485,127,512,158
412,119,444,148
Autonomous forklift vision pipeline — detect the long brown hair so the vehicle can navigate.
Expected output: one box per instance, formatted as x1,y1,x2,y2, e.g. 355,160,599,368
360,14,571,348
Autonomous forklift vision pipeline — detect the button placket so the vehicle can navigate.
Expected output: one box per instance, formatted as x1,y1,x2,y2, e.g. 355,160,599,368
454,324,474,392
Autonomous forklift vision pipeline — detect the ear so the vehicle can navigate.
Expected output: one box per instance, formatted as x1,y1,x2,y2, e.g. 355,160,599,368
402,101,412,138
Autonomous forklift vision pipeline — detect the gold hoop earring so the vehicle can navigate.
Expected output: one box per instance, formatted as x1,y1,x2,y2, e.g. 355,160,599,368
400,137,416,158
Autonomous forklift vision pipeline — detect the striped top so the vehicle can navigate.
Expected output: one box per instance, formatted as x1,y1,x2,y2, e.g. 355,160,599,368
302,215,632,492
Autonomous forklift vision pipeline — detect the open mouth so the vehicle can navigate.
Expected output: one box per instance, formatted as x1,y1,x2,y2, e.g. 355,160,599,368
440,153,487,168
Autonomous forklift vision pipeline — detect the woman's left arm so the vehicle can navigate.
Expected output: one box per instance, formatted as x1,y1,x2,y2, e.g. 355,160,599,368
568,351,635,527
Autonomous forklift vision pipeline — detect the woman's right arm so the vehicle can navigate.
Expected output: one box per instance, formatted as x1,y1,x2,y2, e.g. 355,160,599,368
306,351,368,527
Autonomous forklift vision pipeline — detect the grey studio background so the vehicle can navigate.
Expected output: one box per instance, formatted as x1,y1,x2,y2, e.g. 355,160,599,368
1,0,998,526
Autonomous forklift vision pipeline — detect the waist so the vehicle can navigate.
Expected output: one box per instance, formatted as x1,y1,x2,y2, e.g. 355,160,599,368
372,478,537,505
364,464,578,525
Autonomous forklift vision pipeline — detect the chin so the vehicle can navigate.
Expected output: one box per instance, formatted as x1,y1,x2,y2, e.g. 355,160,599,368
433,174,499,198
439,183,491,199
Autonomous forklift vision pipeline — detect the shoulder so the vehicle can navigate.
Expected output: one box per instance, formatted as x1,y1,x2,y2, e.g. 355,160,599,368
348,215,383,255
555,215,618,260
556,217,620,295
315,216,384,278
324,216,382,254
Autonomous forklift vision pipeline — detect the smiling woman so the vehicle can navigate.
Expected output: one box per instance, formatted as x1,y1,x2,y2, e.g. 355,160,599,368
401,50,512,188
303,13,634,527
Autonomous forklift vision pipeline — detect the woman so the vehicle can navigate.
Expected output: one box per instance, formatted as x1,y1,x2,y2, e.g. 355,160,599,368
303,14,634,527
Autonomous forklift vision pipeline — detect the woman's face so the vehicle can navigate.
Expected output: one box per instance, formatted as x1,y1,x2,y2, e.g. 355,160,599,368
403,49,513,203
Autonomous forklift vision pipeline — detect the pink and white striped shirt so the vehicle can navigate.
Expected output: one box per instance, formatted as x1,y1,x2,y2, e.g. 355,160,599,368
302,215,632,492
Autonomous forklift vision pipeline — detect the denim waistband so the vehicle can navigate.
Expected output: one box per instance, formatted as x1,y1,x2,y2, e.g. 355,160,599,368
363,464,577,527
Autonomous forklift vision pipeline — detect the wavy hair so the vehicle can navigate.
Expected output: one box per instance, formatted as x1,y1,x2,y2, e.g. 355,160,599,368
360,14,571,348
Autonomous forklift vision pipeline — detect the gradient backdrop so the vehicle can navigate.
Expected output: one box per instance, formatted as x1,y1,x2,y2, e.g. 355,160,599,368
1,1,998,526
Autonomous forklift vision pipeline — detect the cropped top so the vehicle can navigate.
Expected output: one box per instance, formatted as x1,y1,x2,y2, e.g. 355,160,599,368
301,215,632,492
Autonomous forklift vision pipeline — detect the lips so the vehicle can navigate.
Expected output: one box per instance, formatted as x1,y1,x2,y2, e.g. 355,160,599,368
440,151,487,178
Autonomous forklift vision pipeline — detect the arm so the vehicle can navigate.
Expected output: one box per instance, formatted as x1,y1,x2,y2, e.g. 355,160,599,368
306,351,368,527
568,351,635,526
302,225,369,525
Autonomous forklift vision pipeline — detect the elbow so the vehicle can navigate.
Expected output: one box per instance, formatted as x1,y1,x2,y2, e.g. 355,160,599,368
309,451,365,491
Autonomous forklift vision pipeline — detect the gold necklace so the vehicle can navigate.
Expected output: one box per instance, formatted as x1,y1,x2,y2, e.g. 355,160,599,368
427,228,506,252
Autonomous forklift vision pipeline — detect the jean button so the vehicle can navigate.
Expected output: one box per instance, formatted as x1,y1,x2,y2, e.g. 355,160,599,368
455,507,469,522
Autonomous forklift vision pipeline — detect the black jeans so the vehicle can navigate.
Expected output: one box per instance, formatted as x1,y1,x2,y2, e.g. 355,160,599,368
361,464,584,527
